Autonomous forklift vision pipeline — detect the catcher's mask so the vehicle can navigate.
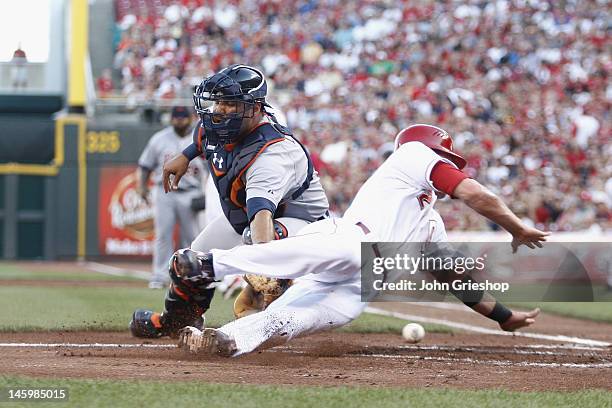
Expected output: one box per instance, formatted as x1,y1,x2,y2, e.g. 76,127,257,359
193,64,269,145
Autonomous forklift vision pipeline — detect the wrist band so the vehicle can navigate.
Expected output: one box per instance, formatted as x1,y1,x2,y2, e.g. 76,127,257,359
182,144,200,161
487,302,513,324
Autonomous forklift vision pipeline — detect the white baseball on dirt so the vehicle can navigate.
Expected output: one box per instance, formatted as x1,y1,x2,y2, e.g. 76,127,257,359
402,323,425,343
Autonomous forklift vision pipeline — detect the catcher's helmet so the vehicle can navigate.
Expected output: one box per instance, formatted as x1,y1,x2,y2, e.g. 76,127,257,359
193,64,268,145
394,124,466,169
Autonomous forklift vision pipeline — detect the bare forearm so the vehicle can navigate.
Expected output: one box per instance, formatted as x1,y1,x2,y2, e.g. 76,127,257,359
465,190,524,235
454,178,549,253
454,179,524,235
250,210,275,244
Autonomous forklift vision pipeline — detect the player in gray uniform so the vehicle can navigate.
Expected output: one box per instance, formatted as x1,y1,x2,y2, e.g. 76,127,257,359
189,103,328,255
137,106,206,289
129,65,329,338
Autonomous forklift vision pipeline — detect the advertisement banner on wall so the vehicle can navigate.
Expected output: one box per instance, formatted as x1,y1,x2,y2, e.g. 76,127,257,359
98,166,154,256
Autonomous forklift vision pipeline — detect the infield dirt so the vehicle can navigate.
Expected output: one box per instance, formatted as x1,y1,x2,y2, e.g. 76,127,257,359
2,330,610,392
1,265,611,392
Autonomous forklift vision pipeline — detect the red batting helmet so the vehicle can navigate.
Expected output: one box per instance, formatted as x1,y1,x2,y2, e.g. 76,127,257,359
394,124,466,169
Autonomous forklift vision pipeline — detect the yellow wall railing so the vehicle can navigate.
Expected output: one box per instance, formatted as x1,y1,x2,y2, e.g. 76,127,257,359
68,0,88,109
0,115,86,176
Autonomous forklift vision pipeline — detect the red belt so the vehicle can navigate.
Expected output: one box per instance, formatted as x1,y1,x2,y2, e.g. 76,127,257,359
355,221,370,234
356,222,381,258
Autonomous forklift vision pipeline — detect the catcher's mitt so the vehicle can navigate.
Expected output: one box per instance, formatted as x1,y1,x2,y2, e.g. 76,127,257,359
244,274,292,306
233,275,292,318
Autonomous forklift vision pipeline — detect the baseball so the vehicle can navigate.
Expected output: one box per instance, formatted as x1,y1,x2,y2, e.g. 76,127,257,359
402,323,425,343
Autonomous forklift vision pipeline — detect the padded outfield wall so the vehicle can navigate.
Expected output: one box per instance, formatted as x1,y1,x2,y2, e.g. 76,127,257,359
84,118,165,260
0,96,165,260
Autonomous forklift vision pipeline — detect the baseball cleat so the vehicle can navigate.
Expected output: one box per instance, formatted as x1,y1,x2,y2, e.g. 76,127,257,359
129,309,163,338
178,327,237,357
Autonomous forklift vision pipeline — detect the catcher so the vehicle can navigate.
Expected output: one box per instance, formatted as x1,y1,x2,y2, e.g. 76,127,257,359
129,64,329,338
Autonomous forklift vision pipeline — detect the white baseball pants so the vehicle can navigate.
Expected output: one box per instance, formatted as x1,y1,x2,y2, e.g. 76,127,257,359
191,214,309,252
191,214,310,291
210,218,375,356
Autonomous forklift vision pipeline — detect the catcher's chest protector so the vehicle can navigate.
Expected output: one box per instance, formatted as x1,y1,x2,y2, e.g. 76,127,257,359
207,123,288,234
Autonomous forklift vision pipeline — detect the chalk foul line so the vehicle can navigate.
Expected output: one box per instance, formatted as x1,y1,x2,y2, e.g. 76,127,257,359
364,306,611,348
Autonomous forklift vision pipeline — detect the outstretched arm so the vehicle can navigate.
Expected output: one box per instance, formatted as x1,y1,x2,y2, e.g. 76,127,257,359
453,178,550,252
429,166,545,331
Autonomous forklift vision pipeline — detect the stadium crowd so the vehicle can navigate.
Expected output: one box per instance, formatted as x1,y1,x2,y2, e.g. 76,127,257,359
106,0,611,232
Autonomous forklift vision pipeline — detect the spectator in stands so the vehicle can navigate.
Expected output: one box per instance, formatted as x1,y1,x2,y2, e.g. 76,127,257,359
10,46,27,90
110,0,610,232
97,69,114,97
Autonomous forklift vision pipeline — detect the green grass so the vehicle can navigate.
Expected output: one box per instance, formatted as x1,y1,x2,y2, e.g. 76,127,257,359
493,283,612,303
0,263,141,282
1,260,609,331
426,296,612,324
0,285,439,334
0,286,232,332
510,302,612,323
0,376,609,408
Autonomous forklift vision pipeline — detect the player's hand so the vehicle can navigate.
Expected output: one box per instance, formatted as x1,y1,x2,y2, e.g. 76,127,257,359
500,308,540,331
162,154,190,193
511,227,550,253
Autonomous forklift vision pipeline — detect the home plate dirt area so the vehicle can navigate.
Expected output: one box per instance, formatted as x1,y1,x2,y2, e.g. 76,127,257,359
2,263,610,392
2,325,611,392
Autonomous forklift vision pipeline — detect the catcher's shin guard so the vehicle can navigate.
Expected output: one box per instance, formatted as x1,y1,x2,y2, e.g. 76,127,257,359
155,248,217,336
130,281,216,339
129,286,210,339
159,283,214,337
